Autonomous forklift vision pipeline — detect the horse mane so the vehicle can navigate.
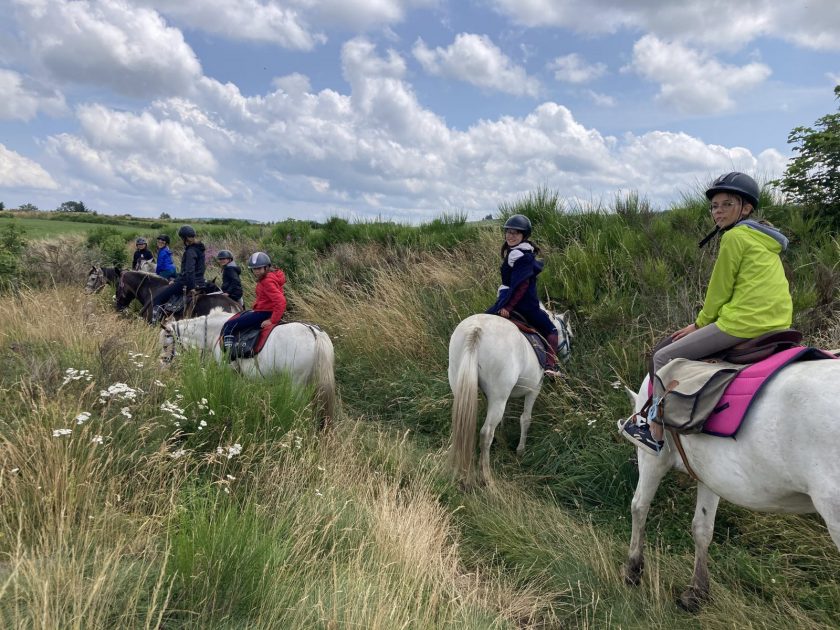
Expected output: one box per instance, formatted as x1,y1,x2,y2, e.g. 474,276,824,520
207,306,232,318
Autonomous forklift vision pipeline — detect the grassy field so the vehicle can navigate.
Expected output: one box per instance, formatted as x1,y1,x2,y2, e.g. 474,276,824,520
0,215,145,238
2,194,840,628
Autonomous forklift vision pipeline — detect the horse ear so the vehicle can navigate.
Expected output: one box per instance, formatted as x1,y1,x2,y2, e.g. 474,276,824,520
561,310,570,322
624,386,638,405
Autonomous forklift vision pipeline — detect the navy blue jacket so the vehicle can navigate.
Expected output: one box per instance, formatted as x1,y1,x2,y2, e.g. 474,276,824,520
221,263,243,301
178,242,206,290
486,242,543,316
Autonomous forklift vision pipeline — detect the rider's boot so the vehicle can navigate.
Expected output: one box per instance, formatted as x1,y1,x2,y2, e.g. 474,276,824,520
618,395,663,456
543,332,561,380
223,335,235,350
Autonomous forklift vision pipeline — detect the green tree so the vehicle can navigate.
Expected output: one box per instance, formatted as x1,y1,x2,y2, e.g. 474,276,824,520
774,85,840,226
56,200,90,213
0,202,5,211
18,203,38,212
159,211,172,220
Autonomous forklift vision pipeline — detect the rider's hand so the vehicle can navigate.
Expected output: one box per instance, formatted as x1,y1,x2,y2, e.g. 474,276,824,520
671,323,698,341
499,308,510,318
260,320,272,329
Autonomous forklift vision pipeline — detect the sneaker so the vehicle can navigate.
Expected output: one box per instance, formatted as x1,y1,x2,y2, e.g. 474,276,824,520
617,416,663,456
543,368,561,380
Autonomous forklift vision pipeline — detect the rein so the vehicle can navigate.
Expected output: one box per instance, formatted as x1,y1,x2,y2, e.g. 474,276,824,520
556,315,573,358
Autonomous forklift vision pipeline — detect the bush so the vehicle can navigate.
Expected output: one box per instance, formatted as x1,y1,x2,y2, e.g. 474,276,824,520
99,235,129,266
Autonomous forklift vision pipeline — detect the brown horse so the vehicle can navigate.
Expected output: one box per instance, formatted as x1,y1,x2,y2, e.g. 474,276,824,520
84,265,122,294
115,270,242,323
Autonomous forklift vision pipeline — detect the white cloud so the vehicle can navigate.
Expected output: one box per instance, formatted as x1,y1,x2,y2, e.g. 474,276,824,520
413,33,540,97
490,0,840,52
0,69,67,121
144,0,324,49
584,90,616,107
46,104,229,199
0,143,58,189
12,0,202,98
548,53,606,84
627,35,771,115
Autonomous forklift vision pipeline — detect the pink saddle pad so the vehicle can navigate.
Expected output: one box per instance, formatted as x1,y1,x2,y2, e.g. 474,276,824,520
703,347,836,437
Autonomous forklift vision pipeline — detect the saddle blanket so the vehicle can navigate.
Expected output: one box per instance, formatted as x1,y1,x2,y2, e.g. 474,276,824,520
509,319,548,369
651,346,836,437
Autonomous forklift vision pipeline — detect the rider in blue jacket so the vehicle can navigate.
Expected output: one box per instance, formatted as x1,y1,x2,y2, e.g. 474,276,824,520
486,214,560,378
155,234,177,279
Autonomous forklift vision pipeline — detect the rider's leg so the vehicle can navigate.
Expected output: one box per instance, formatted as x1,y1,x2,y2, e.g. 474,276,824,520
648,323,747,440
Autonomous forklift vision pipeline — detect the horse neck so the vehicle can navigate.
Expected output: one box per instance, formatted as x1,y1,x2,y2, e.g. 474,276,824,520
177,315,226,348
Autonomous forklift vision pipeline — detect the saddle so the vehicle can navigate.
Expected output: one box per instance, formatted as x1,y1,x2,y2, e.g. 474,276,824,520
161,282,222,316
509,316,551,369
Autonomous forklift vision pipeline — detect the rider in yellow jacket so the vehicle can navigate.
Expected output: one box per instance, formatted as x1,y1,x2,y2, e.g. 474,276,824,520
620,172,792,455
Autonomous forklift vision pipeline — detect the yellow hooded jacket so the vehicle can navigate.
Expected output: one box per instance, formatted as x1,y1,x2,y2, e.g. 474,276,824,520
695,222,792,338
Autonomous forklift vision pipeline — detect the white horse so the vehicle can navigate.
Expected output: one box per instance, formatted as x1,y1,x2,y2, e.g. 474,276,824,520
449,309,573,486
623,362,840,611
159,309,337,429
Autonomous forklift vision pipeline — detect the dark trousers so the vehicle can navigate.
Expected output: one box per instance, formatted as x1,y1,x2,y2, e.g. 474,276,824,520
513,305,559,368
152,282,185,308
221,311,272,337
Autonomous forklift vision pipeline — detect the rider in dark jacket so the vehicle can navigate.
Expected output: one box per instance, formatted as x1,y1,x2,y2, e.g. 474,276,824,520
151,225,207,321
132,237,154,270
216,250,243,304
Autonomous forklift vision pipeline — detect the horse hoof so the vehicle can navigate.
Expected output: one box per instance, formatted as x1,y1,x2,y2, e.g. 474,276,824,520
676,587,707,613
623,561,643,586
515,447,525,458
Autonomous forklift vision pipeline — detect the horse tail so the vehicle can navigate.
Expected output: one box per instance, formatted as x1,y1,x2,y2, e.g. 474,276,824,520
450,325,481,479
311,330,337,431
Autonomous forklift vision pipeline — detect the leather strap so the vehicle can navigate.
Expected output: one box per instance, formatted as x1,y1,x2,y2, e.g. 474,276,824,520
667,428,701,482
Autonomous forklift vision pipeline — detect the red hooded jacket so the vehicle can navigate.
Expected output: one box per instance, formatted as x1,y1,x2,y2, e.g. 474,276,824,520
252,269,287,324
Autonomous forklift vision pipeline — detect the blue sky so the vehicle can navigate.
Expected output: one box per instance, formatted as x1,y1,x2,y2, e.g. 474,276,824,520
0,0,838,223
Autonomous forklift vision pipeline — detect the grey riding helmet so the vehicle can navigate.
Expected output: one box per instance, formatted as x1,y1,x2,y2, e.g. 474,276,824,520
247,251,271,269
503,214,532,238
706,172,760,209
216,250,234,261
135,237,147,245
177,224,196,239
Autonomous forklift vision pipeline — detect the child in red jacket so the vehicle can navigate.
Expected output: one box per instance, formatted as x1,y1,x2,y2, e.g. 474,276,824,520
221,252,286,348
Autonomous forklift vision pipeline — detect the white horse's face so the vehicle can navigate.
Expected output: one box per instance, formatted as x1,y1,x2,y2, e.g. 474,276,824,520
85,267,105,294
549,310,574,363
158,324,177,365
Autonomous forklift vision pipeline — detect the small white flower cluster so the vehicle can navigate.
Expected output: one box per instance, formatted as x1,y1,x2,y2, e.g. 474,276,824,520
197,398,216,417
198,419,207,430
216,443,242,459
52,428,72,437
153,379,166,387
611,380,622,390
127,351,149,368
120,407,132,419
91,435,104,445
161,400,187,423
62,368,93,386
170,448,187,459
75,412,92,425
99,383,140,404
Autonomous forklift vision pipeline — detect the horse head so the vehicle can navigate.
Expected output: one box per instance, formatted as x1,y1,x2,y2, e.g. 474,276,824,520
158,317,179,365
549,309,574,362
85,266,106,294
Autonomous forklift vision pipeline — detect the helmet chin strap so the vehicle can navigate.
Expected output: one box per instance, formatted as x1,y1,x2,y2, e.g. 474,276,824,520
699,202,749,248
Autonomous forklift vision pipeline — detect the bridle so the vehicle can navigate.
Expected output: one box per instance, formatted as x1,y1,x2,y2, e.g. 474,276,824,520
160,315,210,364
554,313,573,361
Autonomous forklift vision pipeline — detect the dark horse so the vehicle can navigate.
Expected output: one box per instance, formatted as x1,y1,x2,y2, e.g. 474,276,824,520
115,270,243,323
84,265,122,294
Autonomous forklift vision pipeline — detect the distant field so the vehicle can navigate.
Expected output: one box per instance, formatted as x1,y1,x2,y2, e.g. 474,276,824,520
0,216,145,239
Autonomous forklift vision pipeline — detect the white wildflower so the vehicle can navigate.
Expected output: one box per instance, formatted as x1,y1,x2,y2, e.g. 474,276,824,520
208,409,215,416
216,443,243,459
315,489,323,497
611,380,622,389
98,383,138,403
153,379,165,387
223,486,230,494
294,436,302,449
226,474,236,481
91,435,104,445
62,368,94,386
52,428,72,437
120,407,132,419
201,398,208,405
170,448,187,459
74,412,92,425
198,419,207,430
161,401,187,421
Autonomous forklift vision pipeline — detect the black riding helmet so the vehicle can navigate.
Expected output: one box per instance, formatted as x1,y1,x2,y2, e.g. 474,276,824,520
247,251,271,269
156,234,170,244
177,225,196,240
503,214,532,238
216,250,234,261
705,172,760,210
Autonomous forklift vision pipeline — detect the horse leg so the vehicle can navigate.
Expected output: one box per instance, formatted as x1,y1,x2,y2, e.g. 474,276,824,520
811,492,840,552
678,482,720,612
516,389,539,457
624,450,671,586
479,396,509,486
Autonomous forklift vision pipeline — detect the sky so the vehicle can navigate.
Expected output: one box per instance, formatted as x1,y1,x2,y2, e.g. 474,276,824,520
0,0,838,224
